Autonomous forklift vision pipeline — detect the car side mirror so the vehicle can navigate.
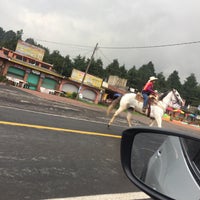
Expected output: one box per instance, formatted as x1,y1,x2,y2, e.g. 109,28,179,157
121,127,200,200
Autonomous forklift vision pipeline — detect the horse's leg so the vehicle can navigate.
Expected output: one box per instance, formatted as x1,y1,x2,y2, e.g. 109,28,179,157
155,116,162,128
127,107,134,127
108,107,125,127
149,118,155,127
107,96,121,116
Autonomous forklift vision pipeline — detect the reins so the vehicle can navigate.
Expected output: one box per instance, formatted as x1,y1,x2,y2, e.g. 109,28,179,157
153,90,180,111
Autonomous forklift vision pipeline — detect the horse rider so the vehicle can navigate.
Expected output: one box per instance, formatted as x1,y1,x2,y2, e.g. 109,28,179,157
142,76,158,112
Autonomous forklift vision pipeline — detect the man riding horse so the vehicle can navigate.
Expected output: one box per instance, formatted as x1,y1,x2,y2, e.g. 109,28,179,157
142,76,158,113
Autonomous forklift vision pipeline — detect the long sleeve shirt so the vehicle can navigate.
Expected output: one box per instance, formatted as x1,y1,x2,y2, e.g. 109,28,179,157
142,81,155,95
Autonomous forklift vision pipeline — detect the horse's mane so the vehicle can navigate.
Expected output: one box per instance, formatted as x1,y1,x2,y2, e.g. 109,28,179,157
158,91,170,100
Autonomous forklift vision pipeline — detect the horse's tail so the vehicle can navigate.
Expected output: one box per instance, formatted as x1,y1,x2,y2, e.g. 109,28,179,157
106,96,122,116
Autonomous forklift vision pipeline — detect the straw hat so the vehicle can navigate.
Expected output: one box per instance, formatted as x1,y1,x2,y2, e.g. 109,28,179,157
149,76,158,81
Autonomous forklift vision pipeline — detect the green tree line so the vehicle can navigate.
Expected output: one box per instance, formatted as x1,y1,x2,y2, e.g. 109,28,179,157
0,28,200,107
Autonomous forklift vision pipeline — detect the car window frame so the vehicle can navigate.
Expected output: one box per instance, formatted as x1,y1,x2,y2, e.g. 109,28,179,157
180,138,200,186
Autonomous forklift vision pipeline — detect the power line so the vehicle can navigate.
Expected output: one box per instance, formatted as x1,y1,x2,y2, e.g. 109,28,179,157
97,49,113,64
81,49,95,58
24,35,200,50
33,38,94,49
100,40,200,50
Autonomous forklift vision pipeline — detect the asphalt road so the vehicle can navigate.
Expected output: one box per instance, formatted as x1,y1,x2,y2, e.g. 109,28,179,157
0,84,151,200
0,84,199,200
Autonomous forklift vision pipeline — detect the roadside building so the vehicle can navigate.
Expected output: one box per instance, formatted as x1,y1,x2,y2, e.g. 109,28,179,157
0,47,63,91
0,41,128,104
102,75,127,102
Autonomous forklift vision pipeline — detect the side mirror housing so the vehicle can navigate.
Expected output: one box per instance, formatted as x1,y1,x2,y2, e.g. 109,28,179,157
121,127,200,200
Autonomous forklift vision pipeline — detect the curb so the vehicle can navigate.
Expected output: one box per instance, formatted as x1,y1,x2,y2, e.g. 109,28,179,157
163,118,200,131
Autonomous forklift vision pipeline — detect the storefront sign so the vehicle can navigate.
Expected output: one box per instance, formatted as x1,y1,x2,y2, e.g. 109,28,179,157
71,68,103,88
16,40,45,61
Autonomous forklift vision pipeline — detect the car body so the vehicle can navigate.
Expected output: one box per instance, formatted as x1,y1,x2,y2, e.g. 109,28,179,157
144,136,200,200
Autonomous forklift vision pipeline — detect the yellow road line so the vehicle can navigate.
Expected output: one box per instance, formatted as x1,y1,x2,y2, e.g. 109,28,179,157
0,121,121,139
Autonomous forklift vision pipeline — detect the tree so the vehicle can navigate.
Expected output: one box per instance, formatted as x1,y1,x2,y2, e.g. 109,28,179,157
127,66,138,89
16,29,23,41
105,59,120,79
0,30,21,50
155,72,167,92
106,59,119,75
166,70,182,92
182,73,199,106
88,58,105,79
0,27,5,42
196,85,200,107
137,61,156,90
119,65,127,79
61,55,73,77
73,55,86,72
48,50,64,74
25,38,36,45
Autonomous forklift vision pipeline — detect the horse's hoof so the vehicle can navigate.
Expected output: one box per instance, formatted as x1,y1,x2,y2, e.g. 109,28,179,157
107,124,110,128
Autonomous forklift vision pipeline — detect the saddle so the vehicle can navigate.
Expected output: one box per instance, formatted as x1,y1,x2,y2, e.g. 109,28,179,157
136,92,158,116
135,92,143,102
136,92,157,103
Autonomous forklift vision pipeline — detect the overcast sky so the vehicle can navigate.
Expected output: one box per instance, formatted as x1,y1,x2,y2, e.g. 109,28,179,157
1,0,200,83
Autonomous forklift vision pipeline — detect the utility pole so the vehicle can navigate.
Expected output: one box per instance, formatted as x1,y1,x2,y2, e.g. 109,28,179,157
76,43,98,99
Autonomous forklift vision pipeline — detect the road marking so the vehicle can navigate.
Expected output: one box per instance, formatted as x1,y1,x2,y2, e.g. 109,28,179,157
0,121,121,139
0,105,126,128
46,192,150,200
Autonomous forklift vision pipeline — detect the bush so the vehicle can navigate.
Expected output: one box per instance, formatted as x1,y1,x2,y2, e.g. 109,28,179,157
64,92,77,99
71,92,77,99
0,75,8,83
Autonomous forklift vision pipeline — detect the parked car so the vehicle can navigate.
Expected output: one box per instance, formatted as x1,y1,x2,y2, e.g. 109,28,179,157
120,127,200,200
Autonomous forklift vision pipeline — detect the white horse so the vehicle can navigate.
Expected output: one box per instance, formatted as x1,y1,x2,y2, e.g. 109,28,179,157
107,89,184,128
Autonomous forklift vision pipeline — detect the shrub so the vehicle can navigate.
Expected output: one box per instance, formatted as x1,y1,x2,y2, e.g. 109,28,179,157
71,92,77,99
0,75,8,83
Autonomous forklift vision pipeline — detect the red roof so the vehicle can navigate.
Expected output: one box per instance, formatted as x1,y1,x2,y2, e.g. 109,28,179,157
107,85,127,94
0,51,9,59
